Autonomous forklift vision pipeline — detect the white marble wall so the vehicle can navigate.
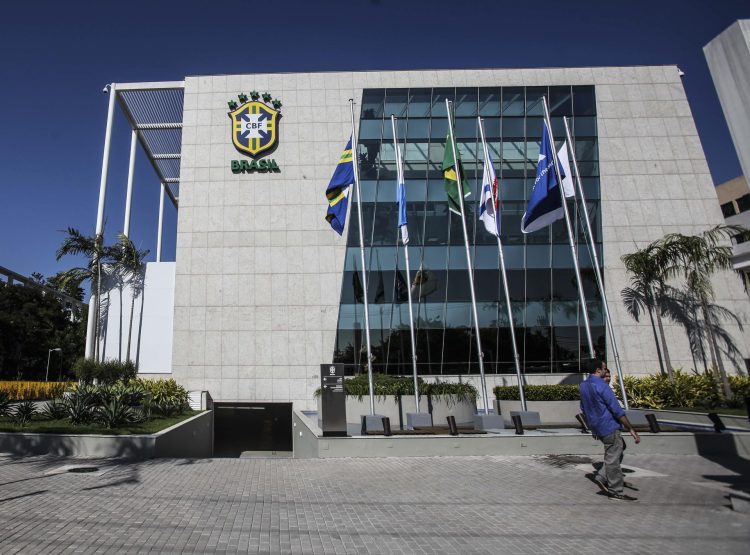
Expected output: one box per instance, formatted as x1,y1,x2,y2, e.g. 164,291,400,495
173,66,750,410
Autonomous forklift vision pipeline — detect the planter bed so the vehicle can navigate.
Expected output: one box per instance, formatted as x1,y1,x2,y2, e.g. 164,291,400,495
0,410,200,435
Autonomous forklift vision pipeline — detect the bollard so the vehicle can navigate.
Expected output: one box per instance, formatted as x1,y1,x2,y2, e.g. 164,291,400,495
382,417,392,437
707,412,726,433
645,413,661,433
575,413,590,434
446,415,458,436
511,414,524,435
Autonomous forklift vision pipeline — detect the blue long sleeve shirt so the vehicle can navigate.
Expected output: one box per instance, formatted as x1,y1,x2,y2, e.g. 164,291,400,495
579,375,625,438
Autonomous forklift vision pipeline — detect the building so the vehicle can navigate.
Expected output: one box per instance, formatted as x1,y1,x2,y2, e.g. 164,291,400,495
91,66,750,413
715,176,750,285
704,20,750,191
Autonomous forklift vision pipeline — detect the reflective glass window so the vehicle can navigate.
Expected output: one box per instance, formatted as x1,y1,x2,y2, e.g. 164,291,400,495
431,88,454,118
406,119,430,140
549,86,573,116
573,85,596,116
408,89,432,117
479,88,501,116
526,87,546,116
361,89,385,119
455,88,478,117
502,87,524,116
384,89,408,118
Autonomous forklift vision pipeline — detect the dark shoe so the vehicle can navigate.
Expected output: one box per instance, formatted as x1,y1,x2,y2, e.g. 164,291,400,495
624,481,639,491
586,473,611,494
608,492,638,502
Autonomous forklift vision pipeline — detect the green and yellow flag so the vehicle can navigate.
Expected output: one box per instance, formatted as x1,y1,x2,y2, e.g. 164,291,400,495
442,134,468,215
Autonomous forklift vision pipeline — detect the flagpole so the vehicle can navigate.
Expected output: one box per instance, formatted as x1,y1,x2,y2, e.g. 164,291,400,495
391,116,420,414
478,118,527,412
349,99,376,416
446,99,490,414
542,98,595,360
562,117,629,409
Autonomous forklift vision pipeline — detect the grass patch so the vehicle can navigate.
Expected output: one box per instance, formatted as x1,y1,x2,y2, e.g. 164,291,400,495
660,406,747,417
0,410,201,435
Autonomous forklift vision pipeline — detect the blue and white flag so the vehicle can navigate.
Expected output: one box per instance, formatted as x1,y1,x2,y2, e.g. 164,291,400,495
396,145,409,245
557,141,576,199
521,122,565,233
479,147,500,237
325,137,354,235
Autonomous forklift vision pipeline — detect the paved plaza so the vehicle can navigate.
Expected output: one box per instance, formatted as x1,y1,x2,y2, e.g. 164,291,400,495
0,452,748,554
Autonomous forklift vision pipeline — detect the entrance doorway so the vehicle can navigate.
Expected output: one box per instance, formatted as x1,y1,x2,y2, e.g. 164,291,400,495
213,402,293,457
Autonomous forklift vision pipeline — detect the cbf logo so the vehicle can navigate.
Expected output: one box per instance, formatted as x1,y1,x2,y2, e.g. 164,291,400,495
227,91,281,173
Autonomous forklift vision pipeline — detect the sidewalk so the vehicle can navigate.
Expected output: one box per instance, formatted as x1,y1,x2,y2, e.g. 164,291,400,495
0,453,748,554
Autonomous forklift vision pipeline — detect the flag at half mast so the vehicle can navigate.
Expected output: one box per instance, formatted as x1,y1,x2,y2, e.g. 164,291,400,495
325,137,354,235
442,134,469,215
395,144,409,245
479,147,500,236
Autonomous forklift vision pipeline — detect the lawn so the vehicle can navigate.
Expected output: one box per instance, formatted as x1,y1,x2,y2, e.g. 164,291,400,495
0,410,201,435
660,406,748,417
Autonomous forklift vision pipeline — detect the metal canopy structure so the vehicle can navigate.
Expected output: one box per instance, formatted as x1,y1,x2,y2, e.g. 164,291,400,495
115,81,185,207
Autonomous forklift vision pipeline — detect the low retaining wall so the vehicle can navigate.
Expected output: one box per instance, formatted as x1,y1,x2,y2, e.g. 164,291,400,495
317,395,476,428
293,410,750,459
495,400,580,426
0,411,213,459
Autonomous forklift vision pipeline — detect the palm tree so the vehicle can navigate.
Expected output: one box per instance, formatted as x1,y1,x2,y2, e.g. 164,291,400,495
621,240,676,379
113,234,149,363
56,228,110,362
661,225,745,399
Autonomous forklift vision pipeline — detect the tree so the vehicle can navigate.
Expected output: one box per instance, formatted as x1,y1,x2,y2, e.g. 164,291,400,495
661,225,745,399
621,240,677,379
113,233,149,363
56,228,113,362
0,283,84,379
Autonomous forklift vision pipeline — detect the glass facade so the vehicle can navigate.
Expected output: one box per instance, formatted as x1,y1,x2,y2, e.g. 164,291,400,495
334,86,604,375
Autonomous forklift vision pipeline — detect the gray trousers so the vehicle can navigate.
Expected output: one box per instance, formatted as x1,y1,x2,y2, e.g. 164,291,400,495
600,430,625,493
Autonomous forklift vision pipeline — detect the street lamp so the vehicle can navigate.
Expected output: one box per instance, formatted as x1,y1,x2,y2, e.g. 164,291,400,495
46,348,62,382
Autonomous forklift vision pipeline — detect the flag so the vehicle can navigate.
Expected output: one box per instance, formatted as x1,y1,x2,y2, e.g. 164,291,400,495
442,134,469,215
325,137,354,235
521,122,565,233
395,145,409,245
557,141,575,198
479,147,500,237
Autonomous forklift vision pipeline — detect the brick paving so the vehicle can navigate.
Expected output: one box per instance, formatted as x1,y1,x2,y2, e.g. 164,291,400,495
0,453,748,554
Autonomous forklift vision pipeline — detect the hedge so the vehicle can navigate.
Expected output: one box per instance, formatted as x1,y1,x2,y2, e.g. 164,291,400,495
315,373,477,403
494,384,580,401
0,381,70,401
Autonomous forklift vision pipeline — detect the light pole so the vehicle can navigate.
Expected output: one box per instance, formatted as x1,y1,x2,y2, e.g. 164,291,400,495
46,348,62,382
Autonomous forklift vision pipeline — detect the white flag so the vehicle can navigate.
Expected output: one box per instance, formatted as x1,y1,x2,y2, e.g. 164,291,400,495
557,141,576,199
479,148,500,236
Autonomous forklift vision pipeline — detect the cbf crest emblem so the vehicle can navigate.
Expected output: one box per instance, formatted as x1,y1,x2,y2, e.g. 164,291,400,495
228,92,282,173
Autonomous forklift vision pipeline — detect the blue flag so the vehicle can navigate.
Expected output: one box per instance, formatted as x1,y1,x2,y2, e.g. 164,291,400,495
395,144,409,244
325,138,354,235
521,122,564,233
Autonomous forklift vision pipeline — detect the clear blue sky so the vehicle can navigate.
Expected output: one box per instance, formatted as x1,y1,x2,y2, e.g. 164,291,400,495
1,0,749,283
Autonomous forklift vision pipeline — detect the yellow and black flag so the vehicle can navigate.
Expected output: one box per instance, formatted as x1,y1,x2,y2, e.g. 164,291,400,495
325,138,354,235
442,134,469,215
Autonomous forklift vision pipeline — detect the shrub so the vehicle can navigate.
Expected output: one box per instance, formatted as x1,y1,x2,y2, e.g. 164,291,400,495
40,398,68,420
63,388,97,424
314,374,477,404
494,384,580,401
96,398,137,429
729,375,750,400
0,381,69,401
11,400,37,426
0,391,10,417
72,358,137,385
132,378,189,416
618,369,722,410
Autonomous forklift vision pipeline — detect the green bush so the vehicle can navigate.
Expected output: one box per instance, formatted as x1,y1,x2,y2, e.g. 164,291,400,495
40,398,68,420
314,373,477,404
11,400,37,426
132,378,189,416
619,369,722,410
96,398,137,429
72,358,137,385
0,391,10,417
494,384,580,401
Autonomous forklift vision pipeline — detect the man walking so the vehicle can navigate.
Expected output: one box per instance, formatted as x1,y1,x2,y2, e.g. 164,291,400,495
580,359,641,501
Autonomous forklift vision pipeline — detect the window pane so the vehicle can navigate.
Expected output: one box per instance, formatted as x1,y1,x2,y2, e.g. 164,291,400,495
431,88,454,118
502,87,524,116
359,119,382,140
361,89,385,119
455,87,478,117
382,117,407,141
408,88,431,117
737,194,750,212
479,88,501,116
526,87,546,116
549,86,573,116
721,201,737,217
384,89,408,118
455,118,477,139
573,116,597,136
406,119,430,139
573,85,596,116
502,117,524,138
